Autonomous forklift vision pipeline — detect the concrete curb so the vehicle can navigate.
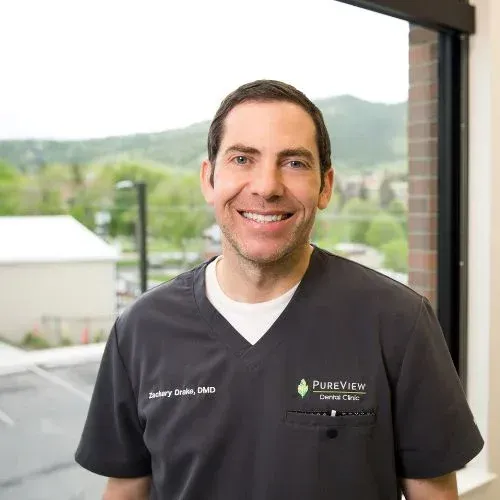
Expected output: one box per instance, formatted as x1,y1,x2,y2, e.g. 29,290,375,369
0,342,105,376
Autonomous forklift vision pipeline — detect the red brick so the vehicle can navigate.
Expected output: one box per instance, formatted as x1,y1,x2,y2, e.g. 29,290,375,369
409,26,439,45
408,121,438,140
409,250,438,271
409,233,438,251
409,178,438,197
408,270,437,289
409,42,439,65
408,25,440,313
409,196,429,213
408,139,438,159
409,61,439,83
408,44,425,65
409,82,439,102
408,214,438,234
409,101,439,123
429,195,438,212
409,158,438,176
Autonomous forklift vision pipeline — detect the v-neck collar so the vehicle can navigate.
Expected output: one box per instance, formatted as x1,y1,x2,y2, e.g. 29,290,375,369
193,246,325,369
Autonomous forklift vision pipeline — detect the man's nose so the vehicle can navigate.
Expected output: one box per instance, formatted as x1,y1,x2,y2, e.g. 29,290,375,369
250,164,284,199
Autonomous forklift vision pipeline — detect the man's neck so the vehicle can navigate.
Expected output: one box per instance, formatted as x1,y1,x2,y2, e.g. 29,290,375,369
215,244,313,303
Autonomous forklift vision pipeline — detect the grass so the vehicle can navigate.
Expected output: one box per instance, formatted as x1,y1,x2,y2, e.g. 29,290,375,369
113,236,206,253
148,272,178,283
148,240,178,252
117,259,138,268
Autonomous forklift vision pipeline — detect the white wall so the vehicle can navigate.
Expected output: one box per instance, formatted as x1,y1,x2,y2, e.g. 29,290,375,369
460,0,500,497
0,261,116,344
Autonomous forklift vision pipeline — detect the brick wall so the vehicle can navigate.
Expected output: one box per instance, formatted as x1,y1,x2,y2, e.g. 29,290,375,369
408,26,439,308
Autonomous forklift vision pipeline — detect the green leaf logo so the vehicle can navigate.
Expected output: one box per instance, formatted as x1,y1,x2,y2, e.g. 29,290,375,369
298,379,309,398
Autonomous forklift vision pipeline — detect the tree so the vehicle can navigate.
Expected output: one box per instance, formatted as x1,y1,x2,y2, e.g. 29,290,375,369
381,239,408,273
69,187,109,231
148,171,213,260
95,160,168,188
341,198,381,244
35,164,69,215
365,213,405,250
388,198,407,233
0,160,22,215
71,162,85,188
94,161,170,237
332,177,346,212
38,189,65,214
313,212,351,249
358,178,369,201
379,176,396,209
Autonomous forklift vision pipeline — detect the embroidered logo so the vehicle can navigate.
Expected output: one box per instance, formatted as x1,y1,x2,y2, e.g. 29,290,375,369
294,378,368,402
297,379,309,398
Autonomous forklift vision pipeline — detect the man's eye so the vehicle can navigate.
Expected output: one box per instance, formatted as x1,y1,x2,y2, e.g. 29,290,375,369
289,160,306,169
233,156,248,165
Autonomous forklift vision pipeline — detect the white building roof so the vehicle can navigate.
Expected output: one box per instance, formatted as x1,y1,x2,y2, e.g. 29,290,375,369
0,215,119,264
203,224,221,243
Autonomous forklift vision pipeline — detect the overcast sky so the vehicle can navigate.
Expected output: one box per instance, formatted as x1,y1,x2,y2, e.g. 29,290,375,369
0,0,409,140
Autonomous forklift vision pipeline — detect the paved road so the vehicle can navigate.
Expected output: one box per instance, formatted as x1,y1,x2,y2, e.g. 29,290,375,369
0,362,107,500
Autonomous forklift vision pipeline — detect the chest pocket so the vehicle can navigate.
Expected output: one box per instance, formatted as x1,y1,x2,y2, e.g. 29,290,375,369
284,409,380,500
285,409,376,428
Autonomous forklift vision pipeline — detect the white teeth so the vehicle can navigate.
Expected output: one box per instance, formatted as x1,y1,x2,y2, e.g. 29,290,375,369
241,212,287,223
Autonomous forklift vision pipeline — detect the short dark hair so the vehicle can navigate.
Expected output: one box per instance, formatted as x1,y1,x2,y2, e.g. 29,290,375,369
207,79,332,188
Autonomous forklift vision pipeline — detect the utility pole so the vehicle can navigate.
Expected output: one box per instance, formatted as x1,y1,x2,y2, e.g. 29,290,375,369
115,180,148,294
136,181,148,294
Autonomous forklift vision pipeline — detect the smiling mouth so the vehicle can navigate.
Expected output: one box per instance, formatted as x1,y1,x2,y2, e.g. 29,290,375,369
239,211,293,223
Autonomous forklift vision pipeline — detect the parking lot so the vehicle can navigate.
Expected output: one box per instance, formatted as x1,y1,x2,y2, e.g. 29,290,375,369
0,359,107,500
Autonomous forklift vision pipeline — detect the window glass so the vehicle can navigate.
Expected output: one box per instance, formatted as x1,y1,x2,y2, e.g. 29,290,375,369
0,1,439,496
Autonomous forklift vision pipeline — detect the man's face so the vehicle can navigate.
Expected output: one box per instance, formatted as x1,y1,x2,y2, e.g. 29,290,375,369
201,101,333,265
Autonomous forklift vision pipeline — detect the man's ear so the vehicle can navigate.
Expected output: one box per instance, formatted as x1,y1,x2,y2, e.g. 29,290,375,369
318,168,334,210
200,159,215,205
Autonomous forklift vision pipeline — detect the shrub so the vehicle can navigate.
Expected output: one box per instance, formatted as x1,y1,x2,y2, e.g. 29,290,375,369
366,214,405,250
341,198,381,244
93,330,106,343
381,239,408,273
21,332,51,350
59,336,73,347
388,199,407,232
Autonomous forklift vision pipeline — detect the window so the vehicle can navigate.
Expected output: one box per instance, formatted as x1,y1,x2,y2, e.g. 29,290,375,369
0,0,474,497
313,21,441,312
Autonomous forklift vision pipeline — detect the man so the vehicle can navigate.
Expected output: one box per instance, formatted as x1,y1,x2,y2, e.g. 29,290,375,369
75,80,483,499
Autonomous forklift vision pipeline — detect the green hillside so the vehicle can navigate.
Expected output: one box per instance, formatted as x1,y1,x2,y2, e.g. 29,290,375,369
0,95,407,172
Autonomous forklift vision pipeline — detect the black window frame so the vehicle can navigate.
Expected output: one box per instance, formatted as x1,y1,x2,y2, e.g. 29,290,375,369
335,0,474,387
334,0,475,33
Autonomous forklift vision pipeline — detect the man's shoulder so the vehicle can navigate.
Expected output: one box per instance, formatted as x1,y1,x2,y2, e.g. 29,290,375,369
117,261,207,327
314,246,423,313
313,247,433,367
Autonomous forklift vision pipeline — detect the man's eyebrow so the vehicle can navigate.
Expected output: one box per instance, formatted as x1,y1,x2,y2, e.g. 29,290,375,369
222,145,315,163
277,148,315,163
223,144,261,156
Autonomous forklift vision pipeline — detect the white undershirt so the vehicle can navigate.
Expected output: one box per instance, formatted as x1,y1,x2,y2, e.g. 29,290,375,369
205,257,299,345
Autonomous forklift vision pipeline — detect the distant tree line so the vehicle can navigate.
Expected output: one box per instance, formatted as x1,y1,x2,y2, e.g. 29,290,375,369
1,158,408,273
314,173,408,273
0,159,213,253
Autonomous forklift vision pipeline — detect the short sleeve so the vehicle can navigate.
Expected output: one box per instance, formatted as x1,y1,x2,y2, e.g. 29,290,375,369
394,297,484,479
75,323,152,478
